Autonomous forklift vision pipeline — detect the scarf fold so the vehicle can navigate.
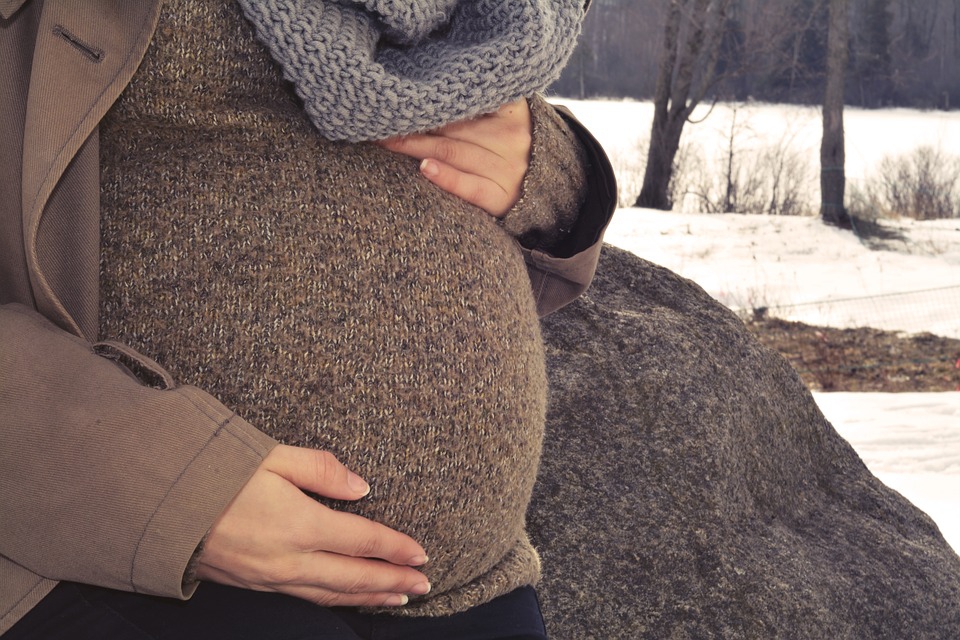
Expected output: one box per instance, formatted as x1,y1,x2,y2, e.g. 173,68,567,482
237,0,584,142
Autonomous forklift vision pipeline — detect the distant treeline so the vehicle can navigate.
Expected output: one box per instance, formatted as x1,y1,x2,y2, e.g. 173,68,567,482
552,0,960,110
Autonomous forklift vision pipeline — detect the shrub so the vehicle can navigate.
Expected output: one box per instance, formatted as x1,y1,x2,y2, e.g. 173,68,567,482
859,147,960,220
682,138,812,215
677,104,814,216
609,135,648,209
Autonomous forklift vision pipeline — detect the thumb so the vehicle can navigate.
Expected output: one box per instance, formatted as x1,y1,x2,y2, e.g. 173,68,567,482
262,445,371,501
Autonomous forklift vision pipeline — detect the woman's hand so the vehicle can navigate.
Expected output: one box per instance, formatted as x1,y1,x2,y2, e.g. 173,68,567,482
197,445,430,608
378,98,533,217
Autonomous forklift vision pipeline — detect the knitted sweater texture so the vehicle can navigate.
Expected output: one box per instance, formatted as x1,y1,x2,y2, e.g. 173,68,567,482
98,0,587,617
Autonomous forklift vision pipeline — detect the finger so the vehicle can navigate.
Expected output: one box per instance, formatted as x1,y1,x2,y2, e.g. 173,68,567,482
199,563,418,608
433,99,531,149
380,134,515,185
283,552,431,597
278,585,413,608
263,448,429,565
420,158,514,217
302,505,429,567
378,98,530,164
382,134,519,214
263,445,370,501
378,102,524,153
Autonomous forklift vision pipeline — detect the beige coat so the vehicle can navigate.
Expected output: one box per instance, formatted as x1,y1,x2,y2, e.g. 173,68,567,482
0,0,616,633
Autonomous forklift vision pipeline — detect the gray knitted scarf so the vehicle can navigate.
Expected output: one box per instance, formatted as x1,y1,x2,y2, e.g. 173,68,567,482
237,0,585,142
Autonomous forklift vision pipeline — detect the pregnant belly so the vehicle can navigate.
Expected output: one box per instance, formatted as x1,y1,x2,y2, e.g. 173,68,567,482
99,134,547,597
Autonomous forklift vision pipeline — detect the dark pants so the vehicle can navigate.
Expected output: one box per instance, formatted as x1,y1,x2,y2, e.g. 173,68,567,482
5,582,548,640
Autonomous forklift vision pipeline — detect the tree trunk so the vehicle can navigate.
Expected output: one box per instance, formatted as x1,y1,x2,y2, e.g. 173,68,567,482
636,0,684,210
820,0,850,228
636,0,731,210
638,119,686,210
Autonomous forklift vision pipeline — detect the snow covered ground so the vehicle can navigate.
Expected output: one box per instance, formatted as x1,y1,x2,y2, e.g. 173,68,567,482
814,392,959,552
603,210,960,338
553,99,960,553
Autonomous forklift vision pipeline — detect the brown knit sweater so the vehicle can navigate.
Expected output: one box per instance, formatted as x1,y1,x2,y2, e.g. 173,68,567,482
98,0,587,616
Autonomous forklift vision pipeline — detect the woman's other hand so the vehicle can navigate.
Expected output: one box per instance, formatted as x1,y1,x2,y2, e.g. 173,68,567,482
377,98,532,217
197,445,430,608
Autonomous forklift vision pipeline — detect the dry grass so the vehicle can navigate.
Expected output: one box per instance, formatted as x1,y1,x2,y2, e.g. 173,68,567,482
747,317,960,392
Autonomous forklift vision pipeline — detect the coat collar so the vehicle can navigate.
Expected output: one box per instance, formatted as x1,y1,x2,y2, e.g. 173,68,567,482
0,0,29,20
21,0,161,333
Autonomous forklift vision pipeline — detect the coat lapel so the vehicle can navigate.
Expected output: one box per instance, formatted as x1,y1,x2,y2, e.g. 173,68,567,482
21,0,161,334
0,0,29,20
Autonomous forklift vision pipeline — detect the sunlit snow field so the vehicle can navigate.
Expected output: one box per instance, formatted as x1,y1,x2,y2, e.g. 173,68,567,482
552,98,960,553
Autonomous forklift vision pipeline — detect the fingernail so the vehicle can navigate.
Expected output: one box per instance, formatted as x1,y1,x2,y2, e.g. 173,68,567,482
408,554,429,566
385,594,409,607
420,159,439,178
410,581,432,595
347,472,370,496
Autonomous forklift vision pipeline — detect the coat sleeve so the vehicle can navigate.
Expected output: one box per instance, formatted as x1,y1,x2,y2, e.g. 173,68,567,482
0,303,278,599
499,97,617,317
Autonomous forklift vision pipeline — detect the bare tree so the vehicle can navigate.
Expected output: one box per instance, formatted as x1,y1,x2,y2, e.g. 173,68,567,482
820,0,851,227
635,0,733,210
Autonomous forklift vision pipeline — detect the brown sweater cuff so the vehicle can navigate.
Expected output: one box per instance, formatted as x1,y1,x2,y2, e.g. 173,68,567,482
499,94,589,250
